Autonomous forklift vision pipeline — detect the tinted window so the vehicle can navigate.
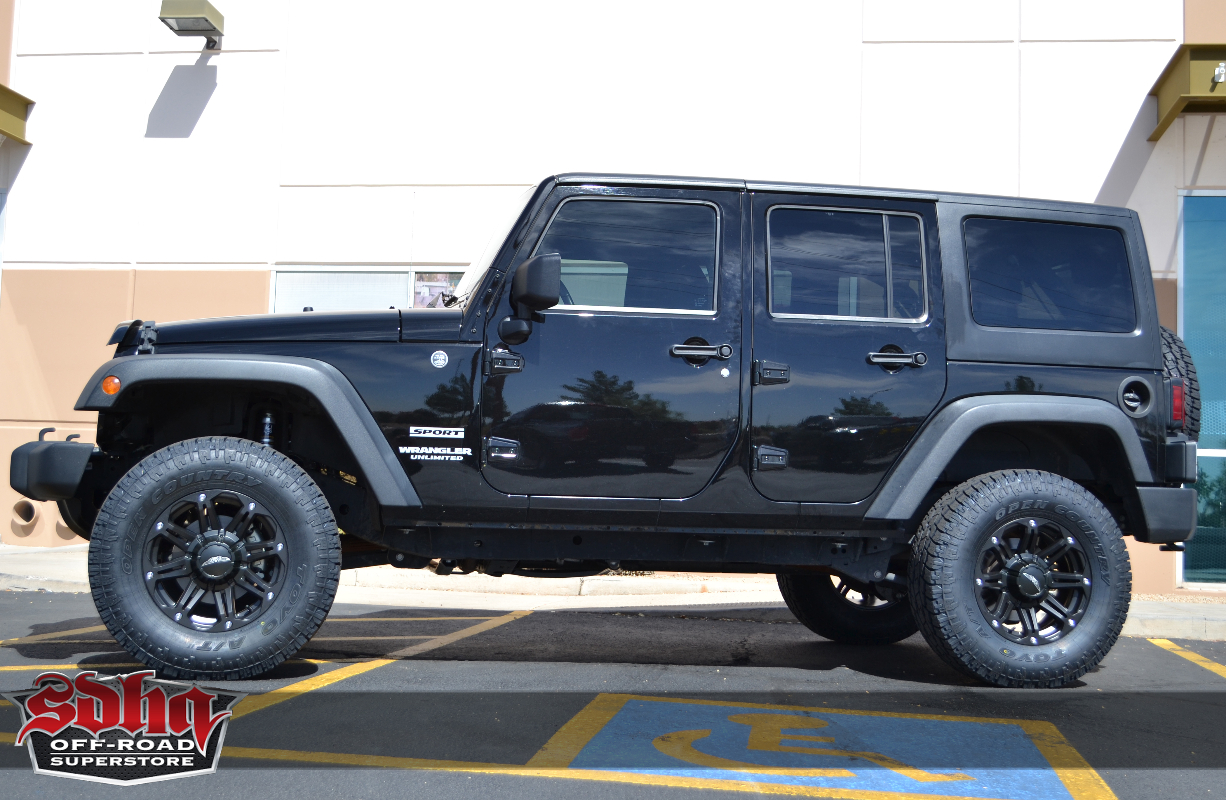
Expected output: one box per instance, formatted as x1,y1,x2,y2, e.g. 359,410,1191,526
768,207,925,319
536,200,718,312
964,218,1135,333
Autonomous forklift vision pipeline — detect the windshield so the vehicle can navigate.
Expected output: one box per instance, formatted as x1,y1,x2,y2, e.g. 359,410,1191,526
440,185,538,309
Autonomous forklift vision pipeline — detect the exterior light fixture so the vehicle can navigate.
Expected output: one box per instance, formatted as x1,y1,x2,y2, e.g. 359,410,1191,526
158,0,224,50
1215,62,1226,85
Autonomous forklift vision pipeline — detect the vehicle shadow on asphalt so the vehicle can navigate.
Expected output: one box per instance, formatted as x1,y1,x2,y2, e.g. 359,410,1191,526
297,607,985,688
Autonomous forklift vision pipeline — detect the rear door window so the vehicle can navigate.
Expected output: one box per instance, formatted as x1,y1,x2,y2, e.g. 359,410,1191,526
535,199,718,313
963,217,1135,333
767,207,926,321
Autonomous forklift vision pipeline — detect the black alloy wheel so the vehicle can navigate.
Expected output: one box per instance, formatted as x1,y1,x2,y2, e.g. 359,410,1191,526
910,469,1130,688
89,437,340,681
142,489,287,633
778,571,918,645
974,516,1091,646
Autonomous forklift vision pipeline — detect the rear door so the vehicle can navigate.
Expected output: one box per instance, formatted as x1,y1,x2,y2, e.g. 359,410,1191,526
749,192,947,503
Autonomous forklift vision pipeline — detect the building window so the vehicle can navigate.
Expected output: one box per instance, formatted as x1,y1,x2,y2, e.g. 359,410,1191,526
1183,195,1226,585
272,270,466,313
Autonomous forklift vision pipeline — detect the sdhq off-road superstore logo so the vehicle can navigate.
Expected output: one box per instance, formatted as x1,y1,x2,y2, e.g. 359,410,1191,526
2,671,245,785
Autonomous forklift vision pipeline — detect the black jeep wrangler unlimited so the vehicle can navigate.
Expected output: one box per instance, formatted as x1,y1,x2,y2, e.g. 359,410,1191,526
11,174,1200,688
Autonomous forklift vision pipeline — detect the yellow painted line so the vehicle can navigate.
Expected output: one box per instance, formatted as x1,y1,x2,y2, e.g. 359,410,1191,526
387,609,532,658
0,732,13,743
528,693,630,767
229,659,395,721
1149,638,1226,680
219,745,1014,799
230,611,531,720
0,625,108,646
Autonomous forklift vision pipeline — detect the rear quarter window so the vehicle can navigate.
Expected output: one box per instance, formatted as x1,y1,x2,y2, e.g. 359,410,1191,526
963,217,1136,333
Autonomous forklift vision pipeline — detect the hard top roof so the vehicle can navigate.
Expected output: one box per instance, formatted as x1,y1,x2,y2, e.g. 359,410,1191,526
553,173,1129,216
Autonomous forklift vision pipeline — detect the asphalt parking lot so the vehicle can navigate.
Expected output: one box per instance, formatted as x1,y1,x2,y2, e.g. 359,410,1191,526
2,591,1225,800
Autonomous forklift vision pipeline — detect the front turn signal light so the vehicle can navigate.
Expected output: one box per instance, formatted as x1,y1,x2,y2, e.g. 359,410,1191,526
101,376,121,395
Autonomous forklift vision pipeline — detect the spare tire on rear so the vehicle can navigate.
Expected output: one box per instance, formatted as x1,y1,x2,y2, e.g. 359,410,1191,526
1161,325,1200,441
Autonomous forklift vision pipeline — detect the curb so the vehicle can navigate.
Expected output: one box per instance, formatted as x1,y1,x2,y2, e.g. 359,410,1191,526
340,567,775,596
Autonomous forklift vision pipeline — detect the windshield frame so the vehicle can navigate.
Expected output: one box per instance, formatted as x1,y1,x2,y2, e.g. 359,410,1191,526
442,184,541,310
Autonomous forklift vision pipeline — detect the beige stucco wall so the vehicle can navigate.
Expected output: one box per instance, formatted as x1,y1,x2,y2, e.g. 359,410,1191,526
0,268,269,546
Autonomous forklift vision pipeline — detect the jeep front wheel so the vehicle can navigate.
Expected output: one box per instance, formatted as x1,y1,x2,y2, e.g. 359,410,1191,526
909,469,1130,688
88,437,340,680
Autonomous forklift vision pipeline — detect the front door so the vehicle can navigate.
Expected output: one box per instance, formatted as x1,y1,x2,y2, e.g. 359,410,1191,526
481,186,743,499
749,192,947,503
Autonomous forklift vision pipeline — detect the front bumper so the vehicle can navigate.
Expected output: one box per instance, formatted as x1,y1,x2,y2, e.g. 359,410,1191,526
1136,486,1198,544
10,439,94,501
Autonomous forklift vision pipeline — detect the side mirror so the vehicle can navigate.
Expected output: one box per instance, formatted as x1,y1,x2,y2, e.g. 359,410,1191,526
511,253,561,320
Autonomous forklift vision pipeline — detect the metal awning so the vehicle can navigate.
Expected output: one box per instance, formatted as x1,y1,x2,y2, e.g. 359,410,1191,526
1150,45,1226,141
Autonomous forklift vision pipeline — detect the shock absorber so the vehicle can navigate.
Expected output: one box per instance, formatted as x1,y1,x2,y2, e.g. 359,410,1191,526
261,411,274,447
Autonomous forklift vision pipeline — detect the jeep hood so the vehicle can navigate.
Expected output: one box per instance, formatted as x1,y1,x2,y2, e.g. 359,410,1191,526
153,309,463,345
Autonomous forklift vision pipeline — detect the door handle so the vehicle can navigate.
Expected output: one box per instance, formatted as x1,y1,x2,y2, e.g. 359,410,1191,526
867,350,927,368
671,343,734,360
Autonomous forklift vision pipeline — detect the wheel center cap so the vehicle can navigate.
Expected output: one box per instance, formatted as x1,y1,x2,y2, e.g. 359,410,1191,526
1003,555,1051,601
196,542,237,581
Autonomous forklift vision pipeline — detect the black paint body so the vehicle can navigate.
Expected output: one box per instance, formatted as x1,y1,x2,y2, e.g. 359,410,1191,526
137,173,1175,549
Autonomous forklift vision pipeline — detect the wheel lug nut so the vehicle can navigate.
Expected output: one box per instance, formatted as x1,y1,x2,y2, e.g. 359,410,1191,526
156,522,164,531
174,613,182,621
276,543,283,551
225,621,233,630
1083,578,1091,585
991,619,1000,628
266,592,274,600
1069,619,1077,627
145,571,153,580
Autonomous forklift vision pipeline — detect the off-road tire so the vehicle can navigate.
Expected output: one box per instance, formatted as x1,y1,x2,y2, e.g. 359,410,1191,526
1161,325,1201,441
909,469,1131,688
88,437,340,680
778,573,918,645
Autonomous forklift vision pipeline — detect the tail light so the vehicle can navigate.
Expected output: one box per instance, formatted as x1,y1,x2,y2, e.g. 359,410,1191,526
1170,378,1185,429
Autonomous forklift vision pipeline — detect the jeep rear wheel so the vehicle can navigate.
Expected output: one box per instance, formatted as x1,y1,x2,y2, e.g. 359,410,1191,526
777,572,917,645
909,469,1130,688
88,437,340,680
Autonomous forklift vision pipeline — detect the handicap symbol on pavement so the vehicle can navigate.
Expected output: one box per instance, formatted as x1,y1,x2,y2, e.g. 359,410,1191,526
529,694,1114,800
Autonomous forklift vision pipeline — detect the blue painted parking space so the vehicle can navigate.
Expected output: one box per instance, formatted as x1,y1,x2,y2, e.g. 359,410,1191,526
540,694,1111,800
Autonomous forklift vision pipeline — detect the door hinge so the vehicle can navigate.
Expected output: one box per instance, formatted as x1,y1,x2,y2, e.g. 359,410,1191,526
484,348,525,376
754,445,789,470
752,360,789,385
484,437,521,465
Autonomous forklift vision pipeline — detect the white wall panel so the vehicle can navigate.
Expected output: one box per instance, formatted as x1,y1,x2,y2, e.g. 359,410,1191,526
277,187,415,264
410,186,534,266
861,43,1018,195
277,0,862,187
5,55,149,262
863,0,1017,42
1020,0,1181,42
1020,41,1179,202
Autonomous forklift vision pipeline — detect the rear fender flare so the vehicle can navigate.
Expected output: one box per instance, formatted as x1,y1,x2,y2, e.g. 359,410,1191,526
865,395,1153,520
76,354,421,510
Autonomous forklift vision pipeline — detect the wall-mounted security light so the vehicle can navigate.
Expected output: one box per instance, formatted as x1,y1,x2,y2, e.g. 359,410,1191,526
158,0,224,50
1215,62,1226,85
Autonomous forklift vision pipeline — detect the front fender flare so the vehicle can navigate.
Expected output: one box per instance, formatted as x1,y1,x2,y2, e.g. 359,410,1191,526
76,354,421,510
865,395,1154,520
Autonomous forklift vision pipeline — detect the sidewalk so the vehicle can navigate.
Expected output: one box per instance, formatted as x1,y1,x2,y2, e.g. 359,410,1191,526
4,542,1224,638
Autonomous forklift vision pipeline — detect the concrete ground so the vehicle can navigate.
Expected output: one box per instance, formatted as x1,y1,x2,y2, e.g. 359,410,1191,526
2,588,1226,800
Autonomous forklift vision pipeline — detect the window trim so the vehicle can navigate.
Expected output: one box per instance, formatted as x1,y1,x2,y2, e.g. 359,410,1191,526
530,196,722,317
961,215,1139,335
765,205,929,324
